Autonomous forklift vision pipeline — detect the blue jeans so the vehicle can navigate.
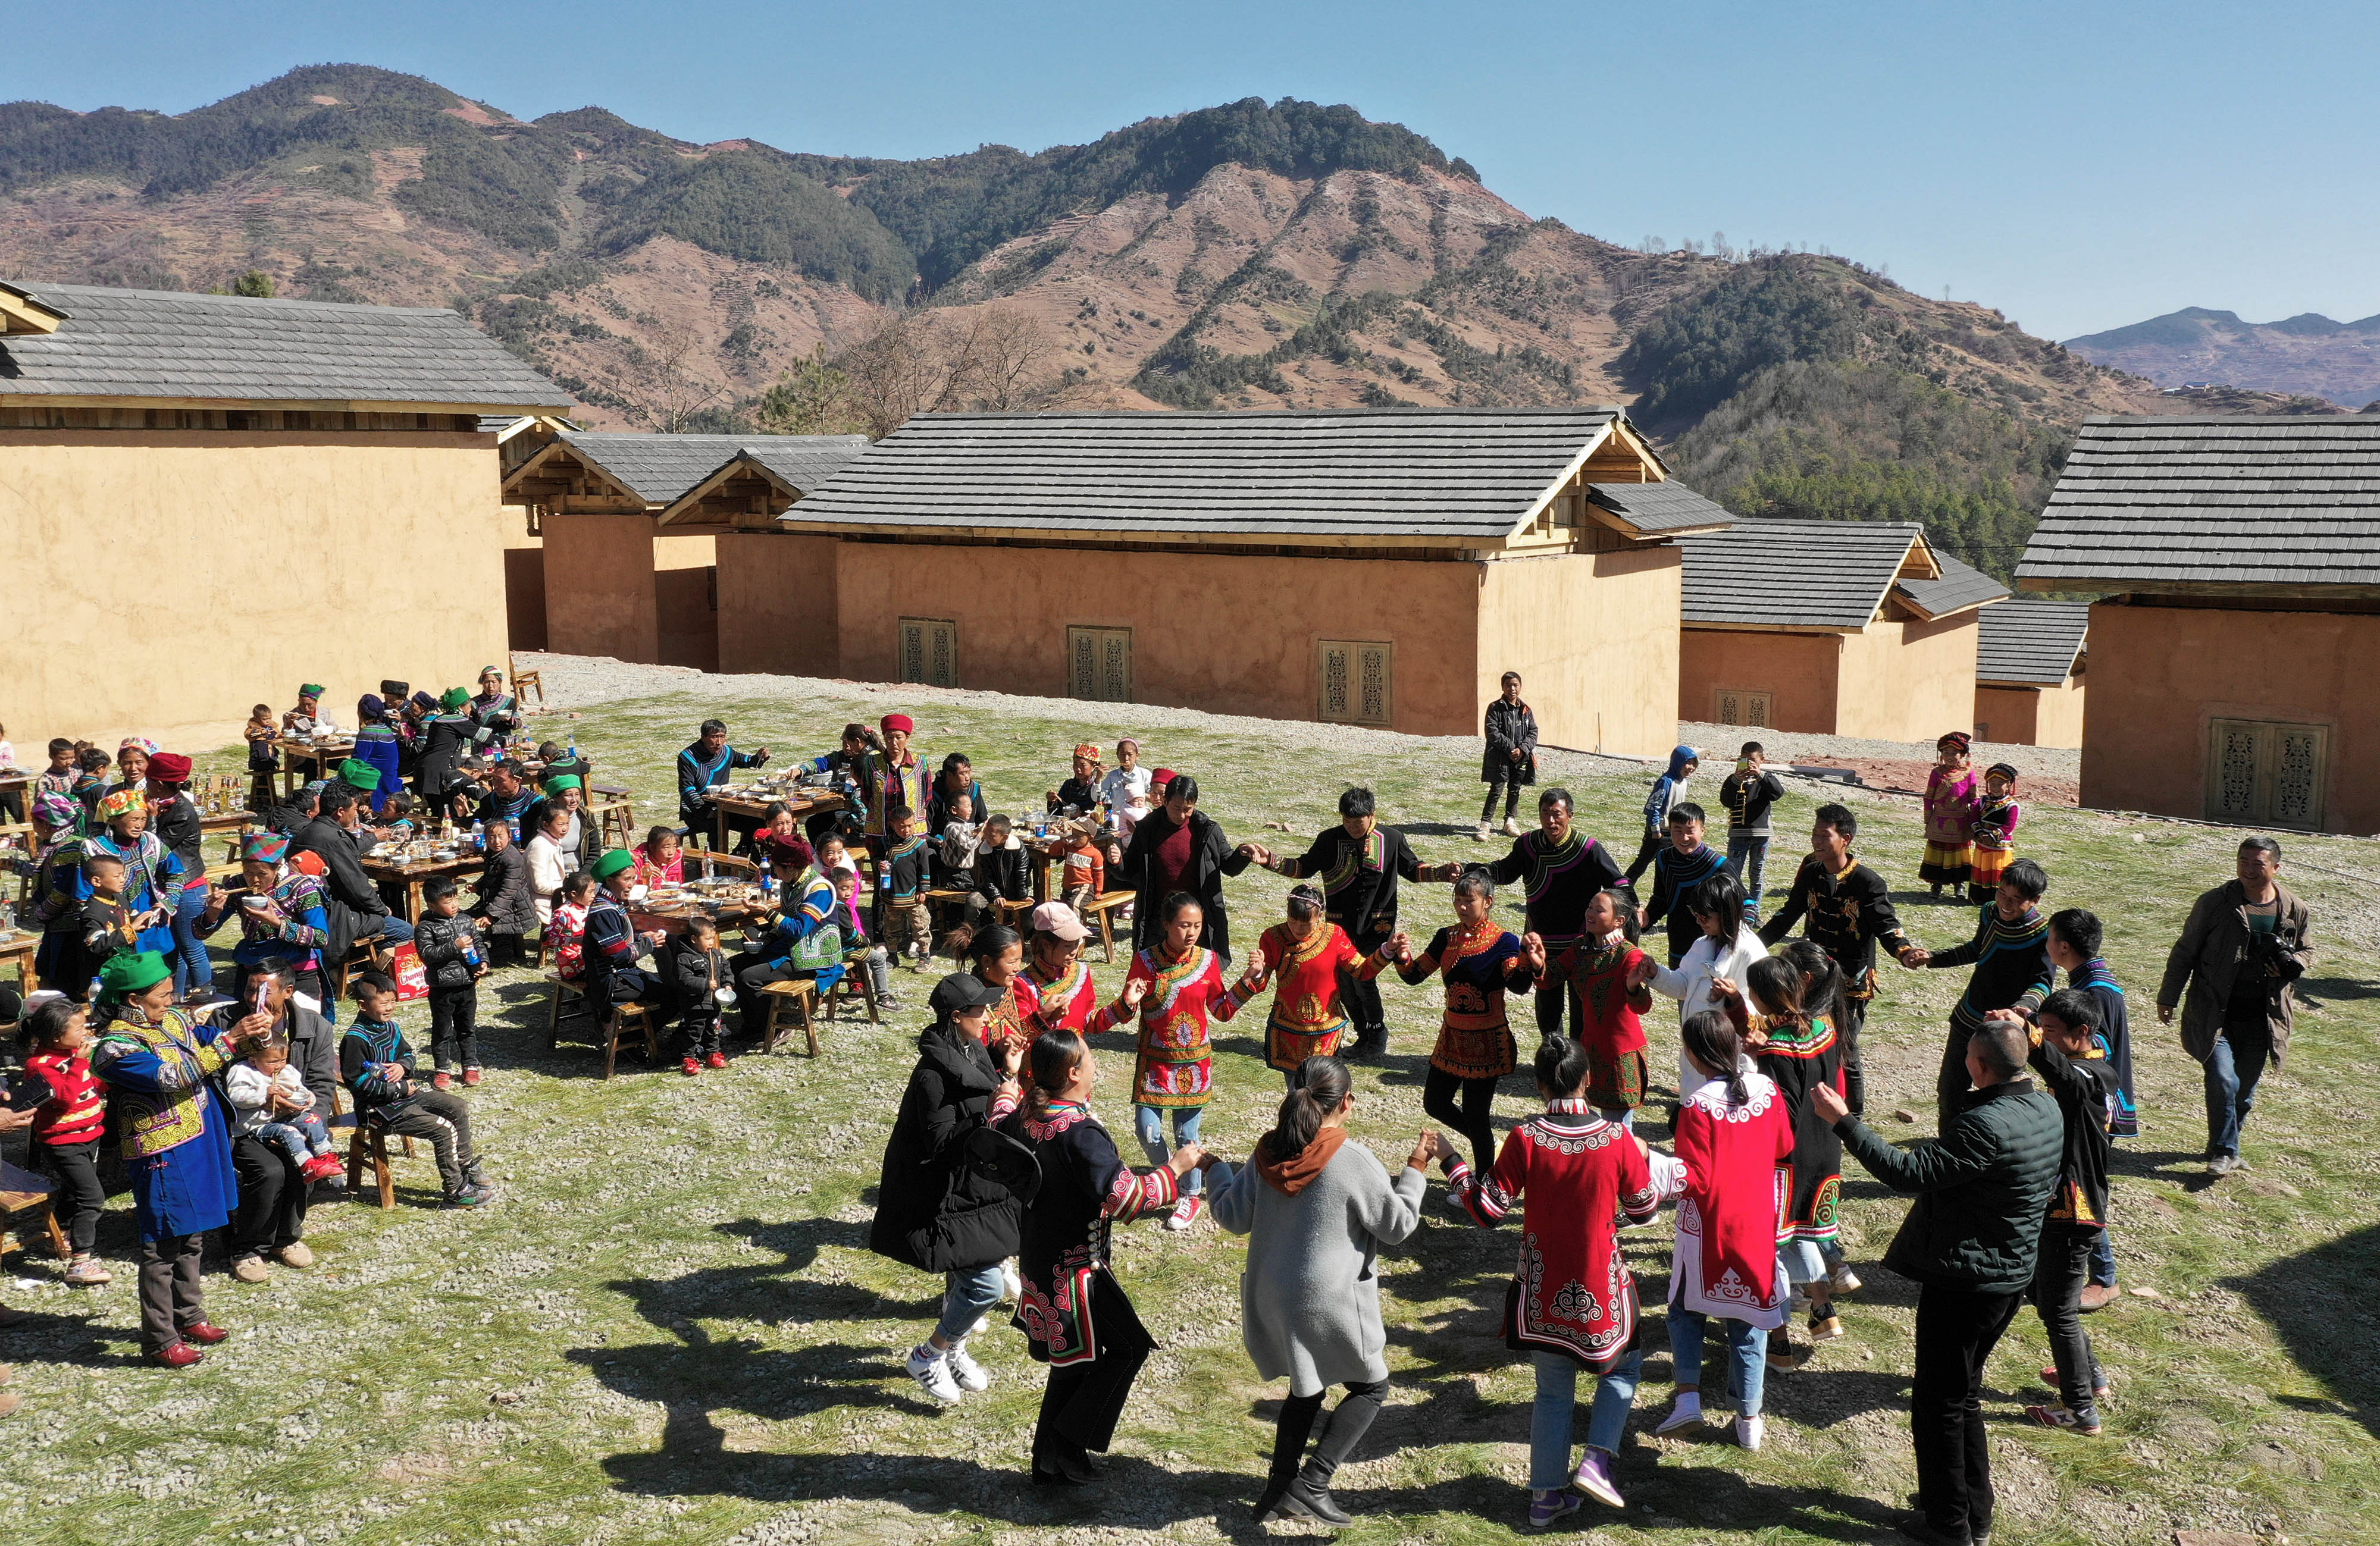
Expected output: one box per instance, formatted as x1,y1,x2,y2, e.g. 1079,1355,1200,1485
935,1262,1004,1344
1596,1107,1636,1132
2203,1019,2271,1158
168,886,214,998
1136,1104,1202,1197
357,914,416,947
1668,1308,1767,1417
1724,832,1770,915
2088,1228,2116,1288
1529,1347,1642,1490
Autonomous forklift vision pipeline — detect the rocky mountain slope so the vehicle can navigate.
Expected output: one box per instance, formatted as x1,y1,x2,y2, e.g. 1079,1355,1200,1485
0,64,2338,578
2065,306,2380,407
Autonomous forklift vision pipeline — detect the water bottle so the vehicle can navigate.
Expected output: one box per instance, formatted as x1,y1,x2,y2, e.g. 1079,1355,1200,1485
758,854,772,892
459,930,481,968
472,820,486,852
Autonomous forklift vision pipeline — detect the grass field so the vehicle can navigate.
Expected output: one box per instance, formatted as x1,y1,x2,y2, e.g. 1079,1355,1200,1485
8,681,2378,1546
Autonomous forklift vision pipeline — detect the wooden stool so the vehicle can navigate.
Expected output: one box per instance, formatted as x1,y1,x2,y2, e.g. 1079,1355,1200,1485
545,975,594,1046
923,888,971,939
603,1002,659,1080
992,896,1034,929
512,669,544,707
825,965,882,1027
1082,892,1136,964
759,979,819,1056
0,1158,69,1261
589,784,636,849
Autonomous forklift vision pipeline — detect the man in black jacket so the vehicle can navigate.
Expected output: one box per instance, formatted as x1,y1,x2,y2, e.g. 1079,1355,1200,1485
215,964,345,1283
1762,803,1914,1115
871,973,1026,1406
1814,1021,2061,1546
1119,774,1254,964
290,787,413,954
1248,786,1425,1059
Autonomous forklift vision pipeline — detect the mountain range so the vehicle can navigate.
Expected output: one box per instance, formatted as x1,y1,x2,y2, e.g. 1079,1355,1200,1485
2063,307,2380,408
0,64,2344,579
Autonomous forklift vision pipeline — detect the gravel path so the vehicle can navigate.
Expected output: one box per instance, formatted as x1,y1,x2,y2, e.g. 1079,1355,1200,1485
1676,719,2080,782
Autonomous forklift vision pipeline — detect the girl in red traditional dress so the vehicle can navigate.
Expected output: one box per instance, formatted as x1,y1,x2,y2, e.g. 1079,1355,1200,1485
1110,893,1247,1231
1645,1009,1795,1451
999,1027,1204,1486
1544,889,1652,1125
1243,885,1393,1082
1435,1028,1661,1526
1395,865,1536,1172
952,924,1034,1055
1016,902,1115,1037
1919,732,1981,899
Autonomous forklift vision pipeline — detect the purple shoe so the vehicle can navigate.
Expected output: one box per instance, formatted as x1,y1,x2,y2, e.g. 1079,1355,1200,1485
1571,1448,1626,1508
1528,1489,1582,1529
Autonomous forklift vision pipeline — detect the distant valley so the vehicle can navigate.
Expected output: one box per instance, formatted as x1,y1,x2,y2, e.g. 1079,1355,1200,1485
2065,306,2380,408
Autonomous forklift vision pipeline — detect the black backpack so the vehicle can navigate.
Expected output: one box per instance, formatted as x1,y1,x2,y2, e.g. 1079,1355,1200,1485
964,1119,1042,1206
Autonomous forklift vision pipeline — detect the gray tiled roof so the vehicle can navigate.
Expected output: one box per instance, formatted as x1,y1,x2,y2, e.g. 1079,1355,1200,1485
741,435,872,496
787,409,1630,541
1584,479,1737,534
0,280,571,410
2018,415,2380,589
1679,518,1923,629
1977,598,2090,685
1894,551,2009,618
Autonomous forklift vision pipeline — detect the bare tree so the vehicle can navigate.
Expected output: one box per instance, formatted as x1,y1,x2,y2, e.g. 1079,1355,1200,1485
834,306,1072,437
616,325,729,434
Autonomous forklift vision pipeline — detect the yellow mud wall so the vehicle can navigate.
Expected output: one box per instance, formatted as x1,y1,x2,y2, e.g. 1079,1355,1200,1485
1836,614,1979,743
1474,547,1680,756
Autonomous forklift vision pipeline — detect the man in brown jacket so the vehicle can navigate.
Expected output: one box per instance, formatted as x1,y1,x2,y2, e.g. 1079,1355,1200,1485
2157,836,2311,1177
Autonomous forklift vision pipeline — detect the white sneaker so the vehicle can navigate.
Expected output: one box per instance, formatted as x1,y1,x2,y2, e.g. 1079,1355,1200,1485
945,1340,990,1393
1001,1261,1022,1302
1474,821,1493,842
1654,1395,1703,1434
1164,1195,1204,1232
1736,1415,1765,1450
905,1344,962,1404
1502,817,1524,838
1827,1261,1863,1294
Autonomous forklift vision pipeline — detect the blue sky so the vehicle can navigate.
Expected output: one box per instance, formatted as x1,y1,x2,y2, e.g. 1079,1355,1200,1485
11,0,2378,340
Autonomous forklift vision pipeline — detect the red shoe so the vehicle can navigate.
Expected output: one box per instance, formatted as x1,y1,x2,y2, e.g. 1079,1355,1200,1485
681,1056,701,1077
433,1071,453,1092
148,1342,205,1368
706,1052,728,1070
178,1321,230,1346
300,1153,345,1183
462,1067,483,1087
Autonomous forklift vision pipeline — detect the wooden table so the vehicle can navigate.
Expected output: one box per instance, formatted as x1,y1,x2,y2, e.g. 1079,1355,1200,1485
359,847,486,925
709,786,847,852
0,770,30,817
0,933,37,993
275,739,356,802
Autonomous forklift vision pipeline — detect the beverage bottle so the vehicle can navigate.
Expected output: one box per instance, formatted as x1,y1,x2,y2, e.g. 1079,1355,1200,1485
472,820,486,852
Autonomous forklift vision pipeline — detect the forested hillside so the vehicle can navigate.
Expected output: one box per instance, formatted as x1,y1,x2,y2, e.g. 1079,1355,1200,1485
0,63,2331,578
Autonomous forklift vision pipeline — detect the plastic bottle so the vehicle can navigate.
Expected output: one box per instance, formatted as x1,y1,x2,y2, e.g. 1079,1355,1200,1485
472,820,486,852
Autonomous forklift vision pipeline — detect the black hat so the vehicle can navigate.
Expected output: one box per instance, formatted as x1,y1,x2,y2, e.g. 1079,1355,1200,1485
929,971,1001,1020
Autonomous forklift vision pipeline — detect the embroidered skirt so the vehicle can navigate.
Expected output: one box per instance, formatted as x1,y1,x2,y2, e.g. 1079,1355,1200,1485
1968,843,2013,890
1430,1016,1518,1081
1583,1045,1649,1114
1132,1053,1213,1108
1918,841,1973,886
1266,1014,1348,1073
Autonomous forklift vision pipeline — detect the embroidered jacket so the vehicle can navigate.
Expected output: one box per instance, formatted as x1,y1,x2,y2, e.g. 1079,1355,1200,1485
2071,957,2138,1137
1115,944,1244,1105
677,739,765,823
1928,903,2055,1033
1444,1100,1659,1372
26,1048,107,1147
1018,955,1113,1037
1279,824,1424,941
1924,765,1982,849
1396,923,1532,1081
1747,1012,1844,1239
1485,829,1622,949
1661,1071,1796,1321
1001,1100,1178,1365
1249,921,1387,1072
1760,851,1911,995
90,1005,236,1160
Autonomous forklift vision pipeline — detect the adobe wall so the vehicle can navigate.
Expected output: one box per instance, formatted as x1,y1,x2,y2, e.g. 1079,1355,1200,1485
541,514,657,663
1677,629,1843,733
652,532,719,673
2082,601,2380,833
1837,613,1979,743
832,542,1482,734
1977,678,2086,748
715,533,843,675
0,430,510,750
1476,547,1680,757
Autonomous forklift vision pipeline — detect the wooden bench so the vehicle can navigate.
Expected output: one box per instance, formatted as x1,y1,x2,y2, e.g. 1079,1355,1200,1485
588,783,637,849
759,978,819,1056
330,1093,418,1212
0,1157,68,1262
1081,892,1136,964
545,976,657,1078
825,965,883,1027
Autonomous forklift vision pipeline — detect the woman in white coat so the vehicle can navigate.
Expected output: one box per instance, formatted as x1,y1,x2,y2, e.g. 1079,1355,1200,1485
1635,873,1767,1091
1205,1055,1430,1526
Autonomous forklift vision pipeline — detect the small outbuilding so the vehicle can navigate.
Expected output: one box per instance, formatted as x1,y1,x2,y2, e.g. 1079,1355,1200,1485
502,431,867,670
1972,598,2089,748
2018,413,2380,832
752,407,1725,749
1676,518,2008,739
0,278,569,746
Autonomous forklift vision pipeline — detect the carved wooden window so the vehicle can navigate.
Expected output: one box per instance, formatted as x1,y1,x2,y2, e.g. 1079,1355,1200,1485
898,617,958,689
1714,688,1773,728
1319,640,1393,726
1067,626,1133,703
2206,717,2328,829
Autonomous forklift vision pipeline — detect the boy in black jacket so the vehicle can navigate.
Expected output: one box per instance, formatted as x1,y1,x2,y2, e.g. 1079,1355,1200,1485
876,806,934,963
340,973,493,1206
670,917,730,1074
412,878,488,1088
1718,741,1787,921
2018,989,2119,1436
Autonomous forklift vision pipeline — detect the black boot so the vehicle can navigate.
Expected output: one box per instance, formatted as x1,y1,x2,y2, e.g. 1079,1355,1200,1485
1251,1469,1298,1522
1281,1472,1352,1526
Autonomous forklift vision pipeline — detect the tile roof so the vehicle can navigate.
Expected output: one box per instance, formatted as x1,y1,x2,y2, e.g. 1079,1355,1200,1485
0,280,570,410
787,408,1631,542
1584,479,1737,534
555,432,868,507
1894,551,2009,619
1977,598,2090,685
2018,415,2380,589
740,435,872,496
1678,518,1924,629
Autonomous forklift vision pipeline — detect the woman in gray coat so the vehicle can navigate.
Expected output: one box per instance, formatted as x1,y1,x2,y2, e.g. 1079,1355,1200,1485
1205,1056,1431,1525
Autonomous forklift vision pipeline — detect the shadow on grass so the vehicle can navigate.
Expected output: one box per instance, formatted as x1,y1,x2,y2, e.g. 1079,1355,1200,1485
2231,1221,2380,1441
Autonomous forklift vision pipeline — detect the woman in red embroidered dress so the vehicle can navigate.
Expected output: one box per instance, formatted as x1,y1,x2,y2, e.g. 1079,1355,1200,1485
1433,1030,1661,1526
1545,889,1653,1124
1244,886,1393,1083
1110,893,1247,1231
999,1028,1205,1486
1645,1009,1795,1451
